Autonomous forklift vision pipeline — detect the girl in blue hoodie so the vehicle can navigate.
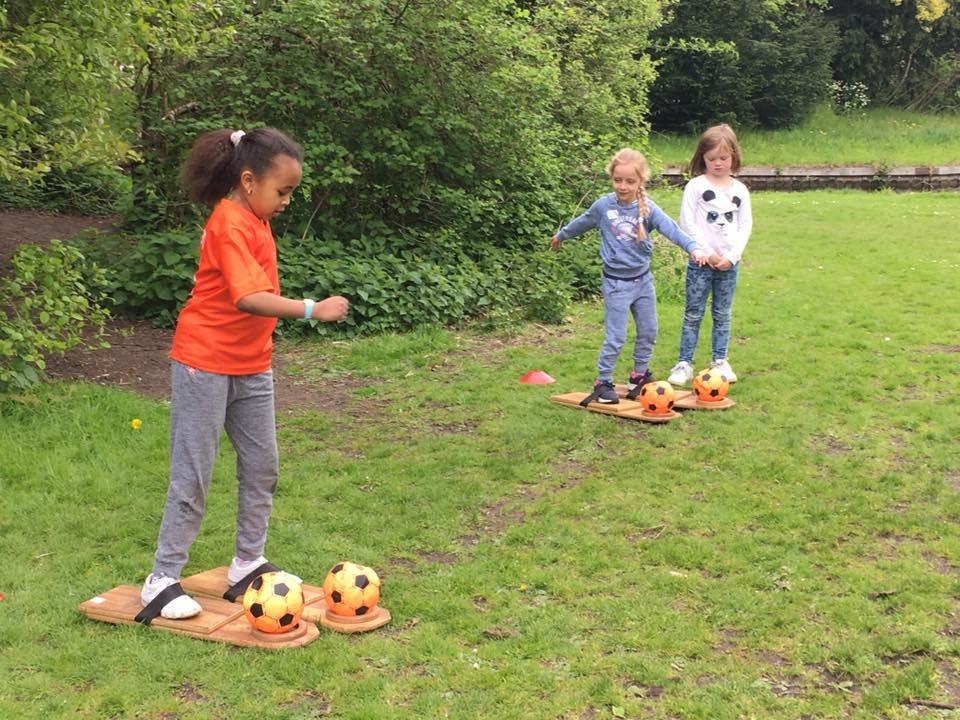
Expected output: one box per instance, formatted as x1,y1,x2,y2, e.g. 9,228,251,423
551,148,707,404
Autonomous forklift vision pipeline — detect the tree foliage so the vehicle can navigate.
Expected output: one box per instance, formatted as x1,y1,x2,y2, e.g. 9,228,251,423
828,0,960,111
648,0,838,132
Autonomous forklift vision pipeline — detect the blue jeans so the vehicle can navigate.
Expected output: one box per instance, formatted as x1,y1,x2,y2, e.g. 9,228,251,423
598,273,657,381
678,261,740,363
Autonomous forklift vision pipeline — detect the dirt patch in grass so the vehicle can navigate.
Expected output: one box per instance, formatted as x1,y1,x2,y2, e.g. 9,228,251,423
923,344,960,354
809,664,863,698
810,433,852,456
714,628,741,653
946,471,960,494
622,679,665,700
936,661,960,704
416,550,459,565
765,674,805,697
174,681,206,703
289,689,332,715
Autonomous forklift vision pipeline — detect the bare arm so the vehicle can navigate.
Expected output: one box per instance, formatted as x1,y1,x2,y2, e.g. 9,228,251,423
237,292,349,321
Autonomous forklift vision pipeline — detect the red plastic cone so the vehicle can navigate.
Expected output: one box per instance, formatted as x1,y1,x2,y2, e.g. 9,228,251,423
519,369,556,385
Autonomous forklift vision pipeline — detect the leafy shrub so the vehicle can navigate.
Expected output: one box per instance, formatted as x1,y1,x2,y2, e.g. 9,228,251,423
83,230,198,327
650,1,838,131
0,240,109,391
276,235,574,336
0,166,130,215
828,0,960,111
830,81,870,114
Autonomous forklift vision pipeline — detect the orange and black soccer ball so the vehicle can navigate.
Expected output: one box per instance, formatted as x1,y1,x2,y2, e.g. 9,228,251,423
693,368,730,402
242,571,305,633
639,380,675,414
322,562,381,617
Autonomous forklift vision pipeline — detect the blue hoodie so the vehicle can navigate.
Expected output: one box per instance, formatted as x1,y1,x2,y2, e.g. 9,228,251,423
556,193,700,278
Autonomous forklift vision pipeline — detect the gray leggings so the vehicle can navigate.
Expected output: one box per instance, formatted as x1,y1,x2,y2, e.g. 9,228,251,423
151,361,279,579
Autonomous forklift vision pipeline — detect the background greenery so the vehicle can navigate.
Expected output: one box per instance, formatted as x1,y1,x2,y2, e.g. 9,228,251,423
2,190,959,719
3,0,958,346
648,105,960,168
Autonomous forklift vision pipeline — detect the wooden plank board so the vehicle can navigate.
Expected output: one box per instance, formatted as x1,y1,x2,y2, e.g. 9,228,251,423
611,384,736,410
78,584,319,649
550,392,679,423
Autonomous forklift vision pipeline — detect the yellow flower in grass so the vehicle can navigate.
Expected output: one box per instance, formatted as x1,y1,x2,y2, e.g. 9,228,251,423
130,418,142,430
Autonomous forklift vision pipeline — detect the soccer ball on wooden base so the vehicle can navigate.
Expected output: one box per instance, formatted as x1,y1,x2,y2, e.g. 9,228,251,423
242,571,305,634
693,368,730,402
322,562,381,617
639,380,675,414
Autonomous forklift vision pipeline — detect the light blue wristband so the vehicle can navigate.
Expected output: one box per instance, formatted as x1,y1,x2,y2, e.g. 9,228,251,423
302,298,315,320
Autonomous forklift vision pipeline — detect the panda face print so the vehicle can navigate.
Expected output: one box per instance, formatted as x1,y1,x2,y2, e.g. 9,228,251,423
699,189,741,237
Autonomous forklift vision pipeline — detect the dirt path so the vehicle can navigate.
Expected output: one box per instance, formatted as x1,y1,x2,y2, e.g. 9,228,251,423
0,210,336,413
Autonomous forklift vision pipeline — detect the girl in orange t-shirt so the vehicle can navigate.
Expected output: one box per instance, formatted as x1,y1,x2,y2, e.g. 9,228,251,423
138,128,348,622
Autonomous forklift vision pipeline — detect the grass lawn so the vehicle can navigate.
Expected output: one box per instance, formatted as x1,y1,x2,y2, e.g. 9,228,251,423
2,189,960,719
648,106,960,168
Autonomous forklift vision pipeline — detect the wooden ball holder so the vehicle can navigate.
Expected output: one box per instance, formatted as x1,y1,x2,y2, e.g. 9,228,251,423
248,620,314,645
639,408,681,423
318,605,391,633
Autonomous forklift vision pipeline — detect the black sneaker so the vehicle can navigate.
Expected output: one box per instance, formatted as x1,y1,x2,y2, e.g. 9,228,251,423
627,369,654,390
592,379,619,404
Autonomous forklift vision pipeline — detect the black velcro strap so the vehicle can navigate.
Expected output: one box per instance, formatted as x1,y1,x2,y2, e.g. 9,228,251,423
626,384,643,400
579,389,603,407
223,562,280,602
134,582,188,626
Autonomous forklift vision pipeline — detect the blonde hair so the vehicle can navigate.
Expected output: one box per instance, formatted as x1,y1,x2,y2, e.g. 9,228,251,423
688,124,742,177
605,148,650,240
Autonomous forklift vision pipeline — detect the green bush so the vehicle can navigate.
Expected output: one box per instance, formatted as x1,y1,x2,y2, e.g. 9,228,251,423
0,166,130,215
82,230,198,327
277,236,574,336
0,240,110,391
649,0,838,131
829,0,960,111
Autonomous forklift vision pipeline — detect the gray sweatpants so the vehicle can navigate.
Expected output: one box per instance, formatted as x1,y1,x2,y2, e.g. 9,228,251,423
151,360,279,579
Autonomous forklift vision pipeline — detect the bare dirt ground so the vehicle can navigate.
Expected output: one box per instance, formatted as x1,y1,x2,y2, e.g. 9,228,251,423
0,210,331,412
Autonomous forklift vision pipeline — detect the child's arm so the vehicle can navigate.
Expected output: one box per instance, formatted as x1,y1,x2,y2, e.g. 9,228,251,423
723,187,753,265
237,292,349,322
550,200,600,249
648,203,708,264
678,182,698,236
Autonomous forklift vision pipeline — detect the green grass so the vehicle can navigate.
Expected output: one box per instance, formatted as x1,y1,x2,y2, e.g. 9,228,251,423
648,105,960,168
2,189,960,719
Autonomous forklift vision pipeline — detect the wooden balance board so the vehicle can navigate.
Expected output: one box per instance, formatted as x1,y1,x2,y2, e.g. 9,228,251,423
78,584,319,649
550,386,734,422
180,567,391,633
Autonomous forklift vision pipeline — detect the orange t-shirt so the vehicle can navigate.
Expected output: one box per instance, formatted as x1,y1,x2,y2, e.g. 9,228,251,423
170,199,280,375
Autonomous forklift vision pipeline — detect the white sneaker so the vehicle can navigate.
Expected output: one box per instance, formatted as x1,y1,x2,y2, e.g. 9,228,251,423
710,358,738,383
667,361,694,386
228,556,301,585
141,573,201,619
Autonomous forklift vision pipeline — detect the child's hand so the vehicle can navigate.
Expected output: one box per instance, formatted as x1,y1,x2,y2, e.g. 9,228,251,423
707,253,723,267
550,235,562,251
713,258,733,271
690,248,708,266
314,296,349,322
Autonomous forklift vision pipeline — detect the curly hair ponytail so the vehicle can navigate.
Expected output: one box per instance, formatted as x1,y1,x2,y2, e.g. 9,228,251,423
181,127,304,207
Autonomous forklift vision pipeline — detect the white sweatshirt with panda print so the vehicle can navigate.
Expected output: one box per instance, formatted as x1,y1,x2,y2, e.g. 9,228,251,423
679,175,752,265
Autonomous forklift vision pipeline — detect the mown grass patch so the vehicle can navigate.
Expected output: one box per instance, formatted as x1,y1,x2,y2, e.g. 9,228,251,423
1,190,959,719
648,106,960,168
